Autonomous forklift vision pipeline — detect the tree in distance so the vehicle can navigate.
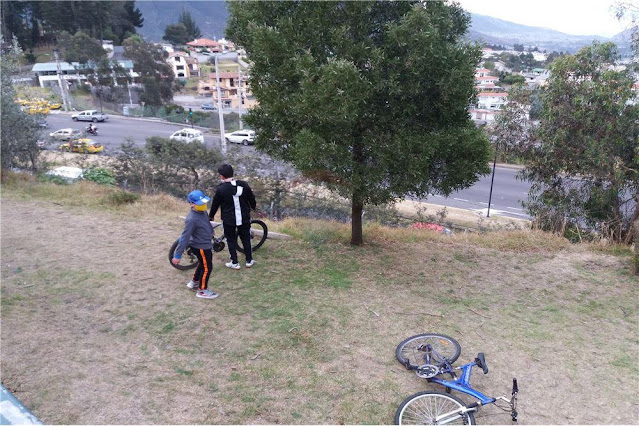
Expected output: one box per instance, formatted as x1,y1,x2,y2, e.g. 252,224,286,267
163,23,190,46
227,1,491,245
494,42,638,243
123,35,174,107
0,36,41,173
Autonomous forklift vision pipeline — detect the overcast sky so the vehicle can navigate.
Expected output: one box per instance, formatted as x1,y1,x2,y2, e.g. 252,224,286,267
454,0,630,37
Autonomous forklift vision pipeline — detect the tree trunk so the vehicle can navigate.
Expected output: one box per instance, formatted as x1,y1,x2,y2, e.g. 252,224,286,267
350,197,363,246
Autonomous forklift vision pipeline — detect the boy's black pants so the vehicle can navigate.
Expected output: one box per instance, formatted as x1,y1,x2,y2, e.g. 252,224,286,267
223,222,252,264
191,247,213,290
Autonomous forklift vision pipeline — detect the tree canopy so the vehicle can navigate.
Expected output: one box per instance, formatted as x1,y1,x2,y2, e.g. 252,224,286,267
179,9,201,41
496,42,639,242
163,23,190,46
123,35,174,107
227,0,490,244
1,37,41,173
0,1,144,49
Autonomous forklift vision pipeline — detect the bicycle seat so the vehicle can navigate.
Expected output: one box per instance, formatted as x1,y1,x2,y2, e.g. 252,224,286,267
474,352,489,374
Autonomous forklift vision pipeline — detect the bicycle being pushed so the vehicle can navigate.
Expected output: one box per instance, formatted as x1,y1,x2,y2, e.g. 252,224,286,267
395,333,518,425
168,220,268,270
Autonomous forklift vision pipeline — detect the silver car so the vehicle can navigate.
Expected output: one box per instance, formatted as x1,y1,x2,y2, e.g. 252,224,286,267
72,110,109,122
224,130,255,146
49,128,82,141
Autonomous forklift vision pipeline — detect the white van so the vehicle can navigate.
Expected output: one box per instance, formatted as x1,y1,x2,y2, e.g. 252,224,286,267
170,128,204,143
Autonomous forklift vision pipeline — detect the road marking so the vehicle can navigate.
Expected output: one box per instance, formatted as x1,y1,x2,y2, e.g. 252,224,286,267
507,207,523,211
479,202,488,205
453,198,469,202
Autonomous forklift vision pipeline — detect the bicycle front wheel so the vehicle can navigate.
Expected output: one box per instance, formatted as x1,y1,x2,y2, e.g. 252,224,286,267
168,239,199,270
236,219,268,254
396,333,461,369
395,392,475,425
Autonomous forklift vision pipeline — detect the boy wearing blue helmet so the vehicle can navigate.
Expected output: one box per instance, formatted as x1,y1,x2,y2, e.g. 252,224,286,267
172,190,218,299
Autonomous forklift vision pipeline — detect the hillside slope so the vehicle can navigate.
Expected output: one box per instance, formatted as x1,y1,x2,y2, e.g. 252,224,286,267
1,179,637,424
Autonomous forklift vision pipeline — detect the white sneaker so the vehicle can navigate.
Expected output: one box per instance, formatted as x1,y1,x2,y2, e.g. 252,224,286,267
225,262,241,270
246,260,256,268
196,289,219,299
186,280,199,291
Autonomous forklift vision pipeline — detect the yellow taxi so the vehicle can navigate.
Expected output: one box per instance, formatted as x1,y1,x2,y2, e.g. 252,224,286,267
58,138,104,154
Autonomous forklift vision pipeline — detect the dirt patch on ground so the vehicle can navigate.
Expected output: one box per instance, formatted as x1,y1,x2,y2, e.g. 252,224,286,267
1,196,637,424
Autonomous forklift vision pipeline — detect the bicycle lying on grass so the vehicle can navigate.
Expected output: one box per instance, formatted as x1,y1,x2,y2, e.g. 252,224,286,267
395,333,518,425
168,220,268,270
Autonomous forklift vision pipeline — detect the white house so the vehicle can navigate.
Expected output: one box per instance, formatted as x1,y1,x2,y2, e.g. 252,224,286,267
477,92,508,110
31,60,138,88
167,51,199,79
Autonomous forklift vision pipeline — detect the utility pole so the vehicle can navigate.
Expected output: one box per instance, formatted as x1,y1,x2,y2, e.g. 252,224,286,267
238,63,243,130
53,49,71,112
215,54,226,153
487,142,498,218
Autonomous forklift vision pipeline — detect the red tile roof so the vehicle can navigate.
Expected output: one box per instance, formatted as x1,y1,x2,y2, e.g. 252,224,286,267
187,38,219,47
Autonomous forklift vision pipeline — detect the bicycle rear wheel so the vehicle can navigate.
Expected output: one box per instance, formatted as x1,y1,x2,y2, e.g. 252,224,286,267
396,333,461,369
395,391,475,425
236,219,268,254
168,239,199,270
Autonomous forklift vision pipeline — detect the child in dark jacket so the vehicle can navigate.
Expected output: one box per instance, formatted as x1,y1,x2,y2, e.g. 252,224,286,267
172,190,218,299
209,164,257,270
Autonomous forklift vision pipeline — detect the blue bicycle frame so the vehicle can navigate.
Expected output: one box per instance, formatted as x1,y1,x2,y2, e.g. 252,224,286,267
430,361,496,406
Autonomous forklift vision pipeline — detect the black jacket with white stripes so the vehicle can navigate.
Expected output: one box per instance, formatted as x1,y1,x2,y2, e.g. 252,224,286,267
209,179,256,226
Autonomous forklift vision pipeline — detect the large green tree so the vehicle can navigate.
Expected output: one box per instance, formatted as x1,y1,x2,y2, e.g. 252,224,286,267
227,1,490,245
163,23,190,46
0,37,41,173
513,42,638,242
1,1,144,48
123,35,174,107
178,9,201,41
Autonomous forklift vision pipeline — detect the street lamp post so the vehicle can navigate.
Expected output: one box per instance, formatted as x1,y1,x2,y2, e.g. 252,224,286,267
214,54,226,153
487,136,498,218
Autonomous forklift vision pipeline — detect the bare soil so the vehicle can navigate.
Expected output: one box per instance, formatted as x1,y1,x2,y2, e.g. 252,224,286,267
1,195,637,425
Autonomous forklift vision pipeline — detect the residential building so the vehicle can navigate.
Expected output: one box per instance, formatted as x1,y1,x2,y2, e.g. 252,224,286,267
186,38,221,53
167,51,200,78
197,71,257,109
31,60,138,88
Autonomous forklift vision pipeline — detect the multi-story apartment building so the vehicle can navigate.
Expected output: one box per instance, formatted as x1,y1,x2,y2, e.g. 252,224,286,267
197,71,257,109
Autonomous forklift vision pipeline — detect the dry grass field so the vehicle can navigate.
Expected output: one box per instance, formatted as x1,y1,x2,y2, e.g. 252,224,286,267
1,175,637,424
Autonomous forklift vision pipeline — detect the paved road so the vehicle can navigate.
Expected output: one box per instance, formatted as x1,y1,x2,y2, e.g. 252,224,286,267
43,112,531,218
44,112,245,153
427,166,531,219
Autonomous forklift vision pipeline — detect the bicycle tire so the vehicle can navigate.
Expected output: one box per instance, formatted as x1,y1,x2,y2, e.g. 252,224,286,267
396,333,461,369
236,219,268,254
395,391,475,425
168,239,199,270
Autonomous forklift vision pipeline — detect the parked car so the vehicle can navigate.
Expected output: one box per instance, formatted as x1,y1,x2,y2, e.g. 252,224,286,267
58,138,104,154
71,110,109,122
224,130,255,146
201,103,217,110
49,128,82,141
170,128,204,143
37,120,48,128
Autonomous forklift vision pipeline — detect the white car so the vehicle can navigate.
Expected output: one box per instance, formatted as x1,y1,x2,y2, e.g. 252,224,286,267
224,130,255,146
49,128,82,141
72,110,109,122
170,128,204,143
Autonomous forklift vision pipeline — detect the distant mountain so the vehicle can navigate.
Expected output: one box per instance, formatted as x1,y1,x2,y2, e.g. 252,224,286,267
134,2,631,55
468,13,630,54
469,13,603,52
135,1,229,43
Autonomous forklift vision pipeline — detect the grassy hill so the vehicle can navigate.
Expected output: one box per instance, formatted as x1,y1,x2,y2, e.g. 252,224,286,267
1,174,637,424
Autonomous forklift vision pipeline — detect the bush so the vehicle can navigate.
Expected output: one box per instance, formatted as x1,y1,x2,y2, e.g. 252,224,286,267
104,190,141,206
37,173,69,185
83,167,116,186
